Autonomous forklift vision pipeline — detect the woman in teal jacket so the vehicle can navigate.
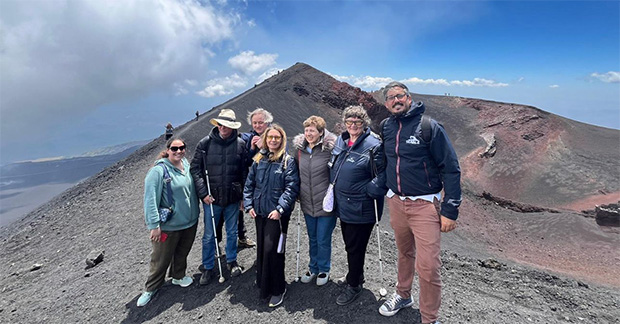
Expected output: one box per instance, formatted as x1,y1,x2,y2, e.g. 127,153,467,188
137,137,200,307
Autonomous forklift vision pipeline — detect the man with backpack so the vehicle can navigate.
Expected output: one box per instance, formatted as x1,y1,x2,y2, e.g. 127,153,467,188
378,81,461,324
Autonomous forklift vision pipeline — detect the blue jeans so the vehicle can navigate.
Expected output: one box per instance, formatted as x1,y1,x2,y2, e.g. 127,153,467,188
305,214,336,274
202,203,238,270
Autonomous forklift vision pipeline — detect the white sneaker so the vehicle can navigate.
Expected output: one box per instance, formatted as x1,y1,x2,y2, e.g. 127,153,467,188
300,271,316,283
171,276,193,287
316,272,329,286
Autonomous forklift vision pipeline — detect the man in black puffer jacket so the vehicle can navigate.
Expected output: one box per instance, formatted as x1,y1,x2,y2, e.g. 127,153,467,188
190,109,248,285
378,82,461,324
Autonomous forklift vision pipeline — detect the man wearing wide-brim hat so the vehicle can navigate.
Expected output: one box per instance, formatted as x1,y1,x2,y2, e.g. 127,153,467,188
190,109,248,284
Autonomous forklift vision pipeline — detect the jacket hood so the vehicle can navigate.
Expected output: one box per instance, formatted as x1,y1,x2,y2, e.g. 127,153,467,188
396,101,425,120
293,130,337,151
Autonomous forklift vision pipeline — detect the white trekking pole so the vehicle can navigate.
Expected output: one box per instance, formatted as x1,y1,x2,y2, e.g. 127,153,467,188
374,199,387,297
205,169,225,284
295,205,302,282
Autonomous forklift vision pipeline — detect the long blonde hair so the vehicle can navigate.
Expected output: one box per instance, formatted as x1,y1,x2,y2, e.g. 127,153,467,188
253,124,287,164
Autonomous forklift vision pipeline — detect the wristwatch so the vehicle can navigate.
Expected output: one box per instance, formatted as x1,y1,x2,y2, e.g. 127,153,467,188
276,205,285,215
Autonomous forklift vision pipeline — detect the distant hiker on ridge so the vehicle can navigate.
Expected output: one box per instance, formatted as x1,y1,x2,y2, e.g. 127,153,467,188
378,81,462,324
165,123,174,140
138,137,200,307
190,109,248,285
195,110,200,121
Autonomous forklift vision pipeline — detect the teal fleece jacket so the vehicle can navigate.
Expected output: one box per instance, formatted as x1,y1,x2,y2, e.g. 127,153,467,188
143,158,200,231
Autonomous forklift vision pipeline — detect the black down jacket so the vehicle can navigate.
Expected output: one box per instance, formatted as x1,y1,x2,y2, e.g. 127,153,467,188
190,127,248,206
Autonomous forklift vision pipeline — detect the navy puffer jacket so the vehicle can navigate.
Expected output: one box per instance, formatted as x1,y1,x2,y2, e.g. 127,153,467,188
330,127,387,224
381,102,462,220
243,152,300,224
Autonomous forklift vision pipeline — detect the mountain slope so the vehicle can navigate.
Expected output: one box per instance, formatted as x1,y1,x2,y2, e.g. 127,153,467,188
0,62,618,323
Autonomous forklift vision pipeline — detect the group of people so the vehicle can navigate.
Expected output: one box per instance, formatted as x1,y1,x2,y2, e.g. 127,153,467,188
139,81,462,324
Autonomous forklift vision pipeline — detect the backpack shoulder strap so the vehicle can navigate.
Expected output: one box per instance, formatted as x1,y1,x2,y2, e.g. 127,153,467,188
156,162,174,208
379,117,389,141
421,115,432,143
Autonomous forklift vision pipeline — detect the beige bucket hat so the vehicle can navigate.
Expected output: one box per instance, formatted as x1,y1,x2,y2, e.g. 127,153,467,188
210,109,242,129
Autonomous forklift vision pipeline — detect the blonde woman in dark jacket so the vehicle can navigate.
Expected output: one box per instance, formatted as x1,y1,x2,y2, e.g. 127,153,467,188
243,124,300,308
293,116,338,286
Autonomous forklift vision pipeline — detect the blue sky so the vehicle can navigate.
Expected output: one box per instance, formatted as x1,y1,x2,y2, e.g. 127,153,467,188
1,0,618,164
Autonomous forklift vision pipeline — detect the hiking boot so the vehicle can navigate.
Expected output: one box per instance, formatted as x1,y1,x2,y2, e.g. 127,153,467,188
300,271,316,284
238,237,256,248
423,321,441,324
316,272,329,286
268,288,287,307
137,290,156,307
379,292,414,316
199,269,214,285
336,285,362,306
227,261,242,277
171,276,193,288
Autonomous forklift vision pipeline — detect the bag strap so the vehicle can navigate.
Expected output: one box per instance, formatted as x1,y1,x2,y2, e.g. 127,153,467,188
157,162,174,209
421,115,432,143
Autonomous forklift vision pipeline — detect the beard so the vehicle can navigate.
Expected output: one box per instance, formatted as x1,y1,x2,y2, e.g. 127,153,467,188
391,103,409,116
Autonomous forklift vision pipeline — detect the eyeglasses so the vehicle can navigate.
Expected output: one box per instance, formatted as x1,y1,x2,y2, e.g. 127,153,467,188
267,135,282,141
344,120,364,127
386,93,408,102
169,145,186,152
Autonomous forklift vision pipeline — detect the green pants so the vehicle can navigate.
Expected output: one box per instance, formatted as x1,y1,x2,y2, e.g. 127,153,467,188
145,222,198,292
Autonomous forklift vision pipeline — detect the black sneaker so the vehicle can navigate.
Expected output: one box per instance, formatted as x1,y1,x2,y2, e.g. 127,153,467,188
238,237,256,248
336,285,362,306
199,269,214,285
268,288,287,307
227,261,242,277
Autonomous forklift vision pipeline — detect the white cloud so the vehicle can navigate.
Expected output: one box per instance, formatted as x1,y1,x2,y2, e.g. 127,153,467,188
331,73,508,89
197,74,247,98
517,77,525,83
256,68,283,84
549,85,560,88
449,78,508,87
0,0,236,141
330,74,394,89
228,51,278,75
591,71,620,83
247,19,256,27
403,77,450,86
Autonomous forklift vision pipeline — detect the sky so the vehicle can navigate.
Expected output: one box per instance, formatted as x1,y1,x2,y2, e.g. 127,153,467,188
1,0,618,165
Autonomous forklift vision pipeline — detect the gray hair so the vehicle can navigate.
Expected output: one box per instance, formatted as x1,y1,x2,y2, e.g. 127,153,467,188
382,81,411,100
342,105,371,129
247,107,273,125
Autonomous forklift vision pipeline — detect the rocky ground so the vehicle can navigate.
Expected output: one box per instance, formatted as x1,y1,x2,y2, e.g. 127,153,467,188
1,189,618,323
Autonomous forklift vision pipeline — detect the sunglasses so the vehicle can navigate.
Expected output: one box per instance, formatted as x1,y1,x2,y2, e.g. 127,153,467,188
267,135,282,141
169,145,186,152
